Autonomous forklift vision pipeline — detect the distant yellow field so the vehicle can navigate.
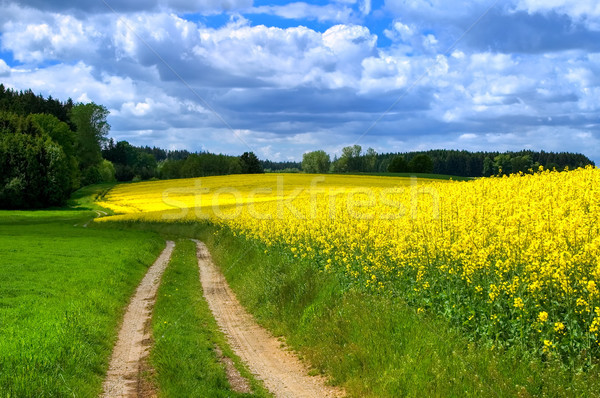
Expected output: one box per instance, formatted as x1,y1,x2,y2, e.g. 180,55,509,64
98,173,440,220
98,169,600,357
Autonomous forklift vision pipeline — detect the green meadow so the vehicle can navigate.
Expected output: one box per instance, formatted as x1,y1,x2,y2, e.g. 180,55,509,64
0,189,163,396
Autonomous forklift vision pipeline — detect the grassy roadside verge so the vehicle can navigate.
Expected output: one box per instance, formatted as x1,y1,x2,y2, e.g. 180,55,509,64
150,239,271,397
0,202,163,396
198,227,599,397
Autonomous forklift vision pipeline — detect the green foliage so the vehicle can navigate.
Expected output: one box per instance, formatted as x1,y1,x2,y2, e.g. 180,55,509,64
0,84,74,128
181,153,244,177
0,113,71,208
30,113,80,190
103,140,158,181
158,158,185,180
70,102,110,172
0,206,163,396
81,165,103,186
332,146,380,173
408,154,434,173
151,240,269,397
240,152,263,174
301,150,330,173
380,149,594,177
333,145,362,172
387,156,408,173
99,159,116,182
482,154,538,176
363,147,377,172
260,159,301,171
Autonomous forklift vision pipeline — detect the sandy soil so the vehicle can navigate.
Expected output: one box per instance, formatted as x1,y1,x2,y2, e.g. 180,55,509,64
194,240,345,398
101,241,175,398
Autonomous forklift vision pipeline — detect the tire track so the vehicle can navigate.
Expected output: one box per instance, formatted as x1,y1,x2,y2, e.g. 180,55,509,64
194,240,345,398
101,241,175,398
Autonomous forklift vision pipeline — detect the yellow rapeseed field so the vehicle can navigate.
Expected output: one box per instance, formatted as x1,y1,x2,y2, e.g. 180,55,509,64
98,168,600,359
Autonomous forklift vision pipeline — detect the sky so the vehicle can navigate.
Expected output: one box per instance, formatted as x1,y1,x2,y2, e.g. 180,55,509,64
0,0,599,162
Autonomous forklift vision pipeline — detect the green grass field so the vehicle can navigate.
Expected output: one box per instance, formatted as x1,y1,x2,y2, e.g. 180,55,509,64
0,213,163,396
0,186,165,396
0,188,270,397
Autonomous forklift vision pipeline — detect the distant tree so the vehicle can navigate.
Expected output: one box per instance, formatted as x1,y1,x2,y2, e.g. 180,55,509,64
167,149,191,161
493,154,512,175
158,159,185,180
135,152,157,180
341,145,362,171
99,159,116,182
261,159,302,171
240,152,263,174
302,150,331,173
408,154,434,173
364,148,377,172
483,156,494,176
388,156,409,173
510,155,534,174
331,156,348,173
71,103,110,180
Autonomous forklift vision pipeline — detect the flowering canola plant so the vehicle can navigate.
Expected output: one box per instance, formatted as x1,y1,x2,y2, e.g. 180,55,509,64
98,168,600,359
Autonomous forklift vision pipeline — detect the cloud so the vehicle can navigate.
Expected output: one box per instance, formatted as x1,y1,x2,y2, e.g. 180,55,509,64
0,59,10,76
247,2,356,24
0,2,599,163
514,0,600,22
5,0,253,14
2,14,103,63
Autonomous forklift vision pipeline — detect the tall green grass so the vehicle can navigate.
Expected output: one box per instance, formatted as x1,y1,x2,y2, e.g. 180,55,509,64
150,239,270,397
197,227,600,397
0,195,162,396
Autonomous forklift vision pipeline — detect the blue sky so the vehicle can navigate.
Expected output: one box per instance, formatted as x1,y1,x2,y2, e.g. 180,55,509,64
1,0,599,162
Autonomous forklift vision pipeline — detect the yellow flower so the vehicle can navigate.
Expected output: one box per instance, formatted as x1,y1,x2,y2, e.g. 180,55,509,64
513,297,524,310
96,167,600,355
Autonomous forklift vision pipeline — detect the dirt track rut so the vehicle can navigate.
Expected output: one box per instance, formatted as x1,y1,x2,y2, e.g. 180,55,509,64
101,241,175,398
194,240,345,398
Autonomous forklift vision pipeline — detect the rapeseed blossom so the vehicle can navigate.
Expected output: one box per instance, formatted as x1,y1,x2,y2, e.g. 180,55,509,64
97,167,600,359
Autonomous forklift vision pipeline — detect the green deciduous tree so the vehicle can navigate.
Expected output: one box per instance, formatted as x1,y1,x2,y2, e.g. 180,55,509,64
364,147,377,172
302,150,331,173
70,103,110,181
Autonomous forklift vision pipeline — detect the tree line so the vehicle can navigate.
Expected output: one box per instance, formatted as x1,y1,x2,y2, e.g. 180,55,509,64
300,146,595,176
102,139,263,181
0,85,113,208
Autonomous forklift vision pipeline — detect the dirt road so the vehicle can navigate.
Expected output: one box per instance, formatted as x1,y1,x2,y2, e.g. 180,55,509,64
195,240,345,398
101,241,175,398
